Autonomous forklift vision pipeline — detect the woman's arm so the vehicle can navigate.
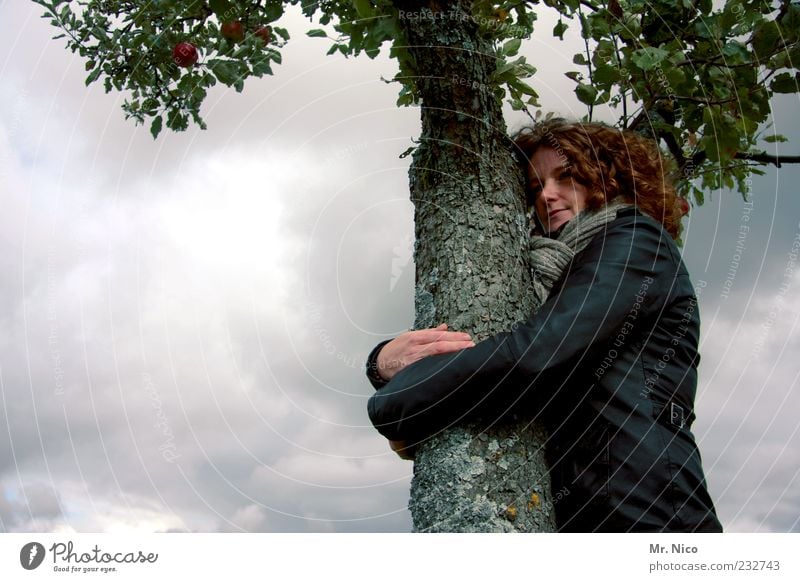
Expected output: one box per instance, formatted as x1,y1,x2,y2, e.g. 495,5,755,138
364,325,475,460
365,324,475,389
368,213,678,441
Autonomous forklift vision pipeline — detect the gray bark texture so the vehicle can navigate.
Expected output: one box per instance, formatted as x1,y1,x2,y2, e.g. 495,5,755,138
395,0,557,532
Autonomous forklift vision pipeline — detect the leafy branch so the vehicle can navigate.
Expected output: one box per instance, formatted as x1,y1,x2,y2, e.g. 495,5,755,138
32,0,800,205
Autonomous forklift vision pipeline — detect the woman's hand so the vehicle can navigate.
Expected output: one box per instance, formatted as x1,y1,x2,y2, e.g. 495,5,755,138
376,323,475,382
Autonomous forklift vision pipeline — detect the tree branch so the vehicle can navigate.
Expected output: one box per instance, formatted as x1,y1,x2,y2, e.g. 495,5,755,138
577,4,593,121
777,0,793,22
609,26,628,127
734,151,800,168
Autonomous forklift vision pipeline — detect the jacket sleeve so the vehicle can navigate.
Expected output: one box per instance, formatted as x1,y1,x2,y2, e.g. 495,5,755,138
367,213,675,441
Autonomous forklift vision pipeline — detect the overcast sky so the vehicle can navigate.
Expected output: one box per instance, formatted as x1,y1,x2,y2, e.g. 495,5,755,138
1,2,798,533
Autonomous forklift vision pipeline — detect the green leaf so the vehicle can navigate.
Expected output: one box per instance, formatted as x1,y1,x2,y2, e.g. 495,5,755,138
771,72,799,94
85,67,102,86
150,115,163,139
166,109,188,132
263,2,283,22
493,59,516,80
751,22,779,59
553,19,568,40
511,79,538,97
142,98,159,113
209,0,235,19
209,60,239,85
353,0,372,19
502,38,522,56
273,27,290,41
252,59,273,76
307,29,328,38
396,91,414,107
692,186,704,207
575,83,598,105
593,62,620,85
631,47,669,71
721,40,749,63
763,134,788,143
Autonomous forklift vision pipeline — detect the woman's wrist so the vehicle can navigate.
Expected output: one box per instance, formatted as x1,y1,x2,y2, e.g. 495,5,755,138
365,339,393,388
364,325,475,389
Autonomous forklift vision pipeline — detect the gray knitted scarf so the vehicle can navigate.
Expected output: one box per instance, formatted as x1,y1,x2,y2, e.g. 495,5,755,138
529,198,633,307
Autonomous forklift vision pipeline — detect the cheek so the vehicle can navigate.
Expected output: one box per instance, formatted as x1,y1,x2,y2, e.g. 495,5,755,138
534,197,547,218
572,186,589,211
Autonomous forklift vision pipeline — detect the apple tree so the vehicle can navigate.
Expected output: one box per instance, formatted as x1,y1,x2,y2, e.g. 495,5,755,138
34,0,800,532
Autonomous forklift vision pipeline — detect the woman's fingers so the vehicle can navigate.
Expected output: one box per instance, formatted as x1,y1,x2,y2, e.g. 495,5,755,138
375,325,475,381
423,339,476,356
410,325,472,345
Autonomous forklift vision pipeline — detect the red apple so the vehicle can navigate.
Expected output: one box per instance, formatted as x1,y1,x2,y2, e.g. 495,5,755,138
677,197,690,216
254,26,271,45
172,42,198,67
221,21,245,43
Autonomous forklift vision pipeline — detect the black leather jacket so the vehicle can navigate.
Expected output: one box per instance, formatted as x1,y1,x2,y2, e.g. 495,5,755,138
367,208,722,532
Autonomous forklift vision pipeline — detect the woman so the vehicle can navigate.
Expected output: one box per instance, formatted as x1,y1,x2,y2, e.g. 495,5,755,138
366,119,722,532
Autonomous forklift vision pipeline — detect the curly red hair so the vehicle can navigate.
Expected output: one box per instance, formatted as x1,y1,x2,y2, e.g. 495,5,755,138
512,118,683,239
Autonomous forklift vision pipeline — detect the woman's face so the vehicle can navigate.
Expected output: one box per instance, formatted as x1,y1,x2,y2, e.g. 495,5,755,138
529,147,589,234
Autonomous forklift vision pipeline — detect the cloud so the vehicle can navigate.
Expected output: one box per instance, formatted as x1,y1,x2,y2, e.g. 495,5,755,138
1,3,417,533
693,265,800,532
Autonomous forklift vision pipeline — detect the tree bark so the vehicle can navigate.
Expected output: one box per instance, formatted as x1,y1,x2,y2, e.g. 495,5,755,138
394,0,557,532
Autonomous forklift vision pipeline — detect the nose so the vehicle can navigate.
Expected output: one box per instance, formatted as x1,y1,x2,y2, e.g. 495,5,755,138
540,179,559,204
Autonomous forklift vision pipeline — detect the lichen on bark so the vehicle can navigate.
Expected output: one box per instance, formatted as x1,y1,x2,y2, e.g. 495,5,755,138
410,421,554,532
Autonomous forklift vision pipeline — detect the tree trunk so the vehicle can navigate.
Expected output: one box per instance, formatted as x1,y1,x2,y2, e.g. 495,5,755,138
395,0,557,532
